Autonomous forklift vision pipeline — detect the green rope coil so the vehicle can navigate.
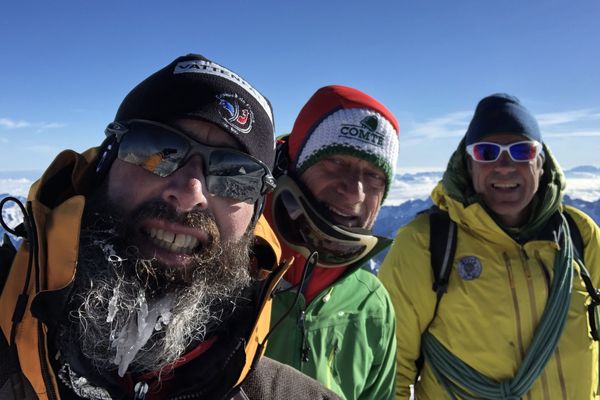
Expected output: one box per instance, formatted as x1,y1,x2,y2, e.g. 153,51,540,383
422,215,575,399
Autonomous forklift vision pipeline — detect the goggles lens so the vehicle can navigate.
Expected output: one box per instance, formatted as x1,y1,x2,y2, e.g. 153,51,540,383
112,120,275,203
272,176,380,267
466,141,542,163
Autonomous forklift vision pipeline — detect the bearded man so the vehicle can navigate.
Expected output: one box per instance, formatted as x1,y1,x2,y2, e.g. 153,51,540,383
0,54,339,400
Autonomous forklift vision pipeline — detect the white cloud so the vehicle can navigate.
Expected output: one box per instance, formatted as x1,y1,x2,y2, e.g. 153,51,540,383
35,122,67,133
0,118,31,129
26,144,60,154
0,178,33,197
537,109,600,127
400,107,600,146
545,130,600,138
409,111,472,139
0,117,65,132
400,111,472,147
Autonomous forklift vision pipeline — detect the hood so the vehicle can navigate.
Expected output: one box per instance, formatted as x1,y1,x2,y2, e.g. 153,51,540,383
432,138,566,242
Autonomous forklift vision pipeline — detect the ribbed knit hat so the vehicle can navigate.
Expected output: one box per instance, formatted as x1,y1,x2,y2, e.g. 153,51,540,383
465,93,542,146
288,85,399,199
114,53,276,169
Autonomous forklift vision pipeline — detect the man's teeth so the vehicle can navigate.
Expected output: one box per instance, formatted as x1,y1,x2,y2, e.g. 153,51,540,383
148,228,199,254
493,183,518,189
327,205,353,218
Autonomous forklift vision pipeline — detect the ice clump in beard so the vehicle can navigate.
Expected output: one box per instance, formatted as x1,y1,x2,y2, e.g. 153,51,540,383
62,189,253,377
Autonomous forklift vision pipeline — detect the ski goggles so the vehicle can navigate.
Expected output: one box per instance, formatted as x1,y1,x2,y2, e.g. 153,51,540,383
105,119,276,203
466,140,543,163
271,175,384,267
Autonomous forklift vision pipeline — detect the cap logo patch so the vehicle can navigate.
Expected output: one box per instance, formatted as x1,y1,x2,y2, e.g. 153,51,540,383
173,60,273,125
457,256,482,281
216,93,254,134
338,115,385,147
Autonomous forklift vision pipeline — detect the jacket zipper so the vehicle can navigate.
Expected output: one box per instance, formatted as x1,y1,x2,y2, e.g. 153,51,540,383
503,251,526,359
521,247,553,399
326,342,338,388
297,286,335,366
298,309,310,363
133,381,149,399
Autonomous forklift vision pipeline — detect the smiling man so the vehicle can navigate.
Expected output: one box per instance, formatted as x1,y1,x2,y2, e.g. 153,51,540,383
379,93,600,399
0,54,339,400
264,85,399,400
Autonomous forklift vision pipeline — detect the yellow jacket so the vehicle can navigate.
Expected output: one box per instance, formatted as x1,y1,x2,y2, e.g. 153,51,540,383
0,148,287,399
379,180,600,399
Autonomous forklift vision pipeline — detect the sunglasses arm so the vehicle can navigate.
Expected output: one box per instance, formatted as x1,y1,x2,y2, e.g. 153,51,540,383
104,122,129,142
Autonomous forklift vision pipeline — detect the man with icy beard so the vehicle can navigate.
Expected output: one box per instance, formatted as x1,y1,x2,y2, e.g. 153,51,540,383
0,53,340,400
63,186,254,378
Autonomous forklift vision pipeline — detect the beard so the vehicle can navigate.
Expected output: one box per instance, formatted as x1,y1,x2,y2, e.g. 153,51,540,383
60,187,253,377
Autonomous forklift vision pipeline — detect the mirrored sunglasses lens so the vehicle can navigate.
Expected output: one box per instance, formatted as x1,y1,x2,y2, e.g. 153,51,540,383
206,151,265,203
473,143,501,161
274,191,367,264
509,142,537,161
119,124,188,177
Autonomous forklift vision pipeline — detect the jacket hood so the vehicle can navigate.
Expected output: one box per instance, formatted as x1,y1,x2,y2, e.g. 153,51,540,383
433,138,566,242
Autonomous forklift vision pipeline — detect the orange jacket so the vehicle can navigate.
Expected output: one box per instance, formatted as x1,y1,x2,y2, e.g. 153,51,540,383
0,148,288,399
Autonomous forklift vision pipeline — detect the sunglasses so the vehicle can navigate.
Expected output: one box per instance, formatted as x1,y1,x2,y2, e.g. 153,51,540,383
272,175,385,267
105,119,276,203
466,141,543,163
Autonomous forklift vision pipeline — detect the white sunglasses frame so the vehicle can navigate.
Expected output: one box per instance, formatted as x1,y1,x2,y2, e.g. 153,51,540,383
466,140,543,163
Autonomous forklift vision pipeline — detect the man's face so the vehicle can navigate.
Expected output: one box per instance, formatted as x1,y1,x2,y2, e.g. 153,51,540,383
62,119,259,376
300,154,386,229
467,133,544,227
106,119,255,271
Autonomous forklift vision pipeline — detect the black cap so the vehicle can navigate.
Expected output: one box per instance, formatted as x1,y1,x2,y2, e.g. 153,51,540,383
114,54,275,169
465,93,542,145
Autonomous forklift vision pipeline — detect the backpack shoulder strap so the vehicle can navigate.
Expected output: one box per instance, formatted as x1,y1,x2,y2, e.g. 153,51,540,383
414,206,458,381
426,206,458,317
562,210,600,340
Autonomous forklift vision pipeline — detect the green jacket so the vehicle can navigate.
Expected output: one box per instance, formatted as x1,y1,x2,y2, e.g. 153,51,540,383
379,142,600,399
265,263,397,400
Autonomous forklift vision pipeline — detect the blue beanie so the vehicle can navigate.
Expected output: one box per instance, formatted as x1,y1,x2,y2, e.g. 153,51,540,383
465,93,542,145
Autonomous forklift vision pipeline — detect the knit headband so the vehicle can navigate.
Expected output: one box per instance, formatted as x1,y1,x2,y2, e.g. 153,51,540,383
288,85,399,200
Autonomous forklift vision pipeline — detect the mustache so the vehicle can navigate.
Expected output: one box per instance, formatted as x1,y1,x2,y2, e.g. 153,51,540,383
132,200,218,231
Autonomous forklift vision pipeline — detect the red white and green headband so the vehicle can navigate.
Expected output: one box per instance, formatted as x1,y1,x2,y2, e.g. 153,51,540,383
287,85,399,200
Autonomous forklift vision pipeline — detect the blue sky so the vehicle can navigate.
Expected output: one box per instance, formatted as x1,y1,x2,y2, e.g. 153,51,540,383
1,0,599,174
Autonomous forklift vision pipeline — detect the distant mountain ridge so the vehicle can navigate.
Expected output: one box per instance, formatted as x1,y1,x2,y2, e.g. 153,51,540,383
565,165,600,174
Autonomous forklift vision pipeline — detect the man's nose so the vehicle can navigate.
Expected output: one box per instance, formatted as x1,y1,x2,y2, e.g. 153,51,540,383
494,150,516,173
337,169,366,202
161,156,209,212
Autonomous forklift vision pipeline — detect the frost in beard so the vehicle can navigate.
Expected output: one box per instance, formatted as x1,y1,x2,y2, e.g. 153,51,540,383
94,235,127,275
111,291,175,377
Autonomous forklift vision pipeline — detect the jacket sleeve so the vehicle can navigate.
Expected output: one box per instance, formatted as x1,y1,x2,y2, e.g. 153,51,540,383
357,284,397,400
378,214,436,399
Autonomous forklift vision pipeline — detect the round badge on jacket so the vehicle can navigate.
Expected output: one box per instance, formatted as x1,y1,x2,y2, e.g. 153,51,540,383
457,256,482,281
